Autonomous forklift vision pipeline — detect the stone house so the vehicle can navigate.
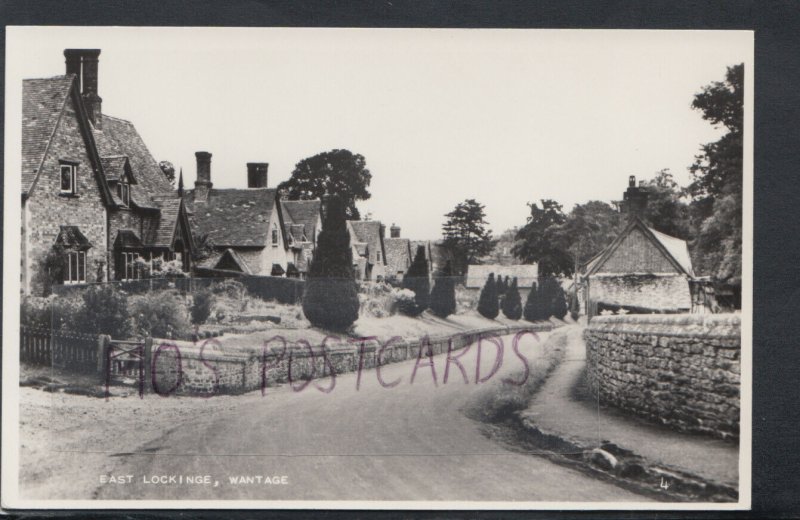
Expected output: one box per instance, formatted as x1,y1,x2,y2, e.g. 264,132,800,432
186,156,319,278
21,49,194,295
582,176,694,318
347,220,387,281
383,224,412,282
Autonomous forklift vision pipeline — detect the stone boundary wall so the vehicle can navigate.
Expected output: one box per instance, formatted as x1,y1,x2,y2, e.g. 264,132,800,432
584,314,741,440
152,322,556,396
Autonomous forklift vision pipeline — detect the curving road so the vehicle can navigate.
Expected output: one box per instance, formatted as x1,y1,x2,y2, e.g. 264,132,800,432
96,331,649,503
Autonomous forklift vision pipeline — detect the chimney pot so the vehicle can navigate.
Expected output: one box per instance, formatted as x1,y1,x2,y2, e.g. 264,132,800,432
390,223,401,238
629,175,636,187
64,49,102,127
246,162,269,188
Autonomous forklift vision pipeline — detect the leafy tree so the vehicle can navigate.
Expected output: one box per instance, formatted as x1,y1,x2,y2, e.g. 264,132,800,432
278,149,372,220
688,64,744,285
477,273,499,319
501,277,522,320
159,160,176,187
429,260,456,318
442,199,496,275
641,169,692,240
513,199,572,277
401,245,431,316
302,196,360,331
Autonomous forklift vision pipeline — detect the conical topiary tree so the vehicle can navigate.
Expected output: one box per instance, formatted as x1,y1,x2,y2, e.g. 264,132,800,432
302,196,360,331
401,245,430,316
551,280,568,320
523,281,543,322
430,260,456,318
537,276,567,320
477,273,499,319
501,277,522,320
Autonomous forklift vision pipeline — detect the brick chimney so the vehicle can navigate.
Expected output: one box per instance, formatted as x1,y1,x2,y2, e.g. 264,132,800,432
194,151,213,202
390,223,401,238
623,175,648,220
247,162,269,188
64,49,102,128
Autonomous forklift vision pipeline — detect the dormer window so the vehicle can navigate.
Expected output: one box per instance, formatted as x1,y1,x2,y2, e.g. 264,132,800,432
60,162,78,195
118,181,130,207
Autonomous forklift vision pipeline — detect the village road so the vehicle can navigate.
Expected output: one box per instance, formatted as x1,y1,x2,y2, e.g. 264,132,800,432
96,330,649,503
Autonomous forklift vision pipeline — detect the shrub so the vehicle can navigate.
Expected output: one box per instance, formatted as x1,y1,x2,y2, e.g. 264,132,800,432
211,278,247,300
400,245,431,316
501,277,522,320
302,196,360,331
191,289,215,324
430,261,456,319
130,290,191,339
477,273,499,319
523,282,544,322
75,285,132,338
538,276,567,320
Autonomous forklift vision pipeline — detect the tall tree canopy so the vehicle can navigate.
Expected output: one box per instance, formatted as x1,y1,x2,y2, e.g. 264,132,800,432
159,160,176,187
278,149,372,220
641,169,692,240
512,199,572,277
441,199,496,275
688,64,743,285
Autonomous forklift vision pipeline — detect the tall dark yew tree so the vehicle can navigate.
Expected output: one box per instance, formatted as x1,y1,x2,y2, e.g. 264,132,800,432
401,246,430,316
430,261,456,319
502,277,522,320
477,273,499,319
302,196,360,331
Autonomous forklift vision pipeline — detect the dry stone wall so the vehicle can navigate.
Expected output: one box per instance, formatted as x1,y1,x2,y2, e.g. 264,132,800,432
151,322,554,396
584,314,741,440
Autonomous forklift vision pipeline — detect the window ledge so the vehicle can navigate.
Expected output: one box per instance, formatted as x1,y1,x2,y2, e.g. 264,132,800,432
59,193,80,198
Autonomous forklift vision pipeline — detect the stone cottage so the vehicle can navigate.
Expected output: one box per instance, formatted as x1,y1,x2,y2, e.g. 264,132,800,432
582,176,694,318
383,224,412,282
347,220,387,281
21,49,194,295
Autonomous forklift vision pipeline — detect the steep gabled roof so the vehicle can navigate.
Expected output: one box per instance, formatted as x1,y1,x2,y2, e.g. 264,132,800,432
281,200,322,241
384,237,411,274
150,195,183,248
92,114,173,206
22,76,74,194
100,155,135,183
347,220,386,265
22,75,114,205
200,248,254,274
584,217,694,278
184,188,282,248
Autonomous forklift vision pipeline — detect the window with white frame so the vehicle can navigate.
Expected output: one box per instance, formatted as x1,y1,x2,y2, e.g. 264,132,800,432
272,223,279,247
118,181,130,206
120,252,141,280
64,251,86,284
60,163,77,195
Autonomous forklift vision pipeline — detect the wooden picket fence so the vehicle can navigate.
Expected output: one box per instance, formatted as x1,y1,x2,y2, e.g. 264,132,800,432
20,326,100,373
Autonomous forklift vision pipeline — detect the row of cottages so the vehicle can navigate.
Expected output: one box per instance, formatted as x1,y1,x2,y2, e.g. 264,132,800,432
183,153,321,278
581,176,695,318
21,49,194,295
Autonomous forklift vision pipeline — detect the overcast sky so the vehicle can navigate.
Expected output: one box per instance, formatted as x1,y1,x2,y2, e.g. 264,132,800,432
8,27,751,240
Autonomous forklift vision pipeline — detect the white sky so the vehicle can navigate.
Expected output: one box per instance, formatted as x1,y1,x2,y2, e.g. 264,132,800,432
7,27,751,240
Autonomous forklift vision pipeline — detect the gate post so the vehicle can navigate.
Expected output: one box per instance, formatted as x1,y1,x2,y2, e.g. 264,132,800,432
97,334,110,383
143,337,154,394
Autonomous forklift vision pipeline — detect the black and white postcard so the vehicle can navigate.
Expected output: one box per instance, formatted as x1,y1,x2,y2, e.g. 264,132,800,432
2,26,753,510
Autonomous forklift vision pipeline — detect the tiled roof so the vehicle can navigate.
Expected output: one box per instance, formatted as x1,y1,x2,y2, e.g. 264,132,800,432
99,155,130,182
185,188,278,248
384,237,411,274
648,227,694,276
347,220,385,265
200,248,253,274
92,114,174,206
22,75,76,195
281,200,321,240
151,195,182,248
55,225,92,250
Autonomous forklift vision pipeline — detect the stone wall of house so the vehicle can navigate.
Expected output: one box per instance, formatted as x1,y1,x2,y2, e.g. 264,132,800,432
588,273,691,313
150,322,555,396
24,93,107,295
584,314,741,440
